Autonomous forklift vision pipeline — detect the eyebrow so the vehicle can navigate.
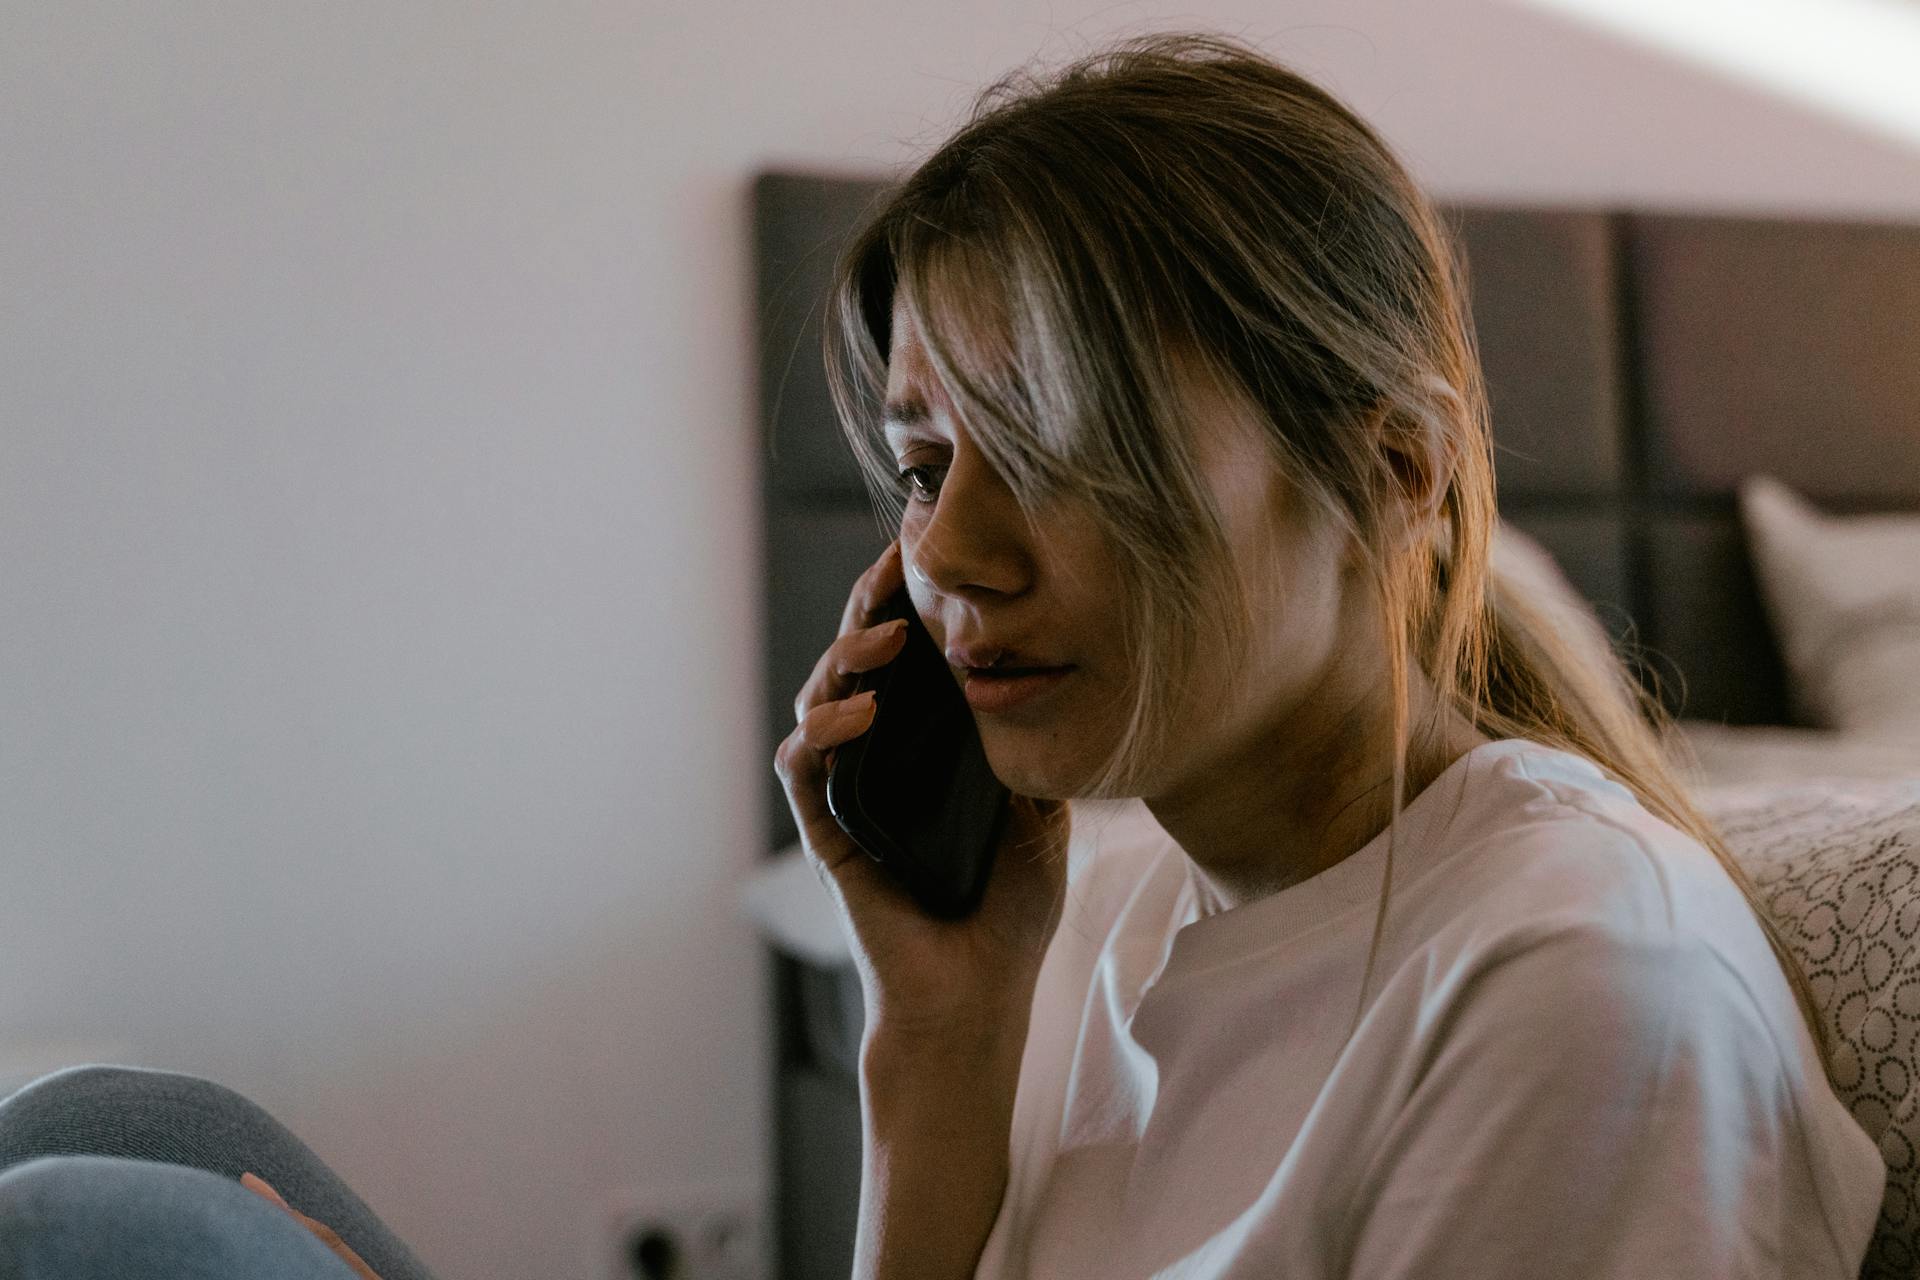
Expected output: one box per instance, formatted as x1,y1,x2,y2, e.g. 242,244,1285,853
882,393,934,439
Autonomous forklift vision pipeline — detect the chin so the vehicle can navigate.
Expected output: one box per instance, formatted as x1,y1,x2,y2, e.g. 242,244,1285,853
978,735,1101,802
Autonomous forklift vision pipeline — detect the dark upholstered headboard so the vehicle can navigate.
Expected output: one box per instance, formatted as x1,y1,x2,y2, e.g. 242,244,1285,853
752,169,1920,1279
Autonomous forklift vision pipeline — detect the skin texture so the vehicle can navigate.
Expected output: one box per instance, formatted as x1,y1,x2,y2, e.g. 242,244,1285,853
883,294,1492,911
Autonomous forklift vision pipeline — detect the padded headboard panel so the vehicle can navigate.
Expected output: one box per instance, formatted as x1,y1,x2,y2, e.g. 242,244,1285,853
755,170,1920,852
1451,207,1633,652
1624,215,1920,726
1626,215,1920,505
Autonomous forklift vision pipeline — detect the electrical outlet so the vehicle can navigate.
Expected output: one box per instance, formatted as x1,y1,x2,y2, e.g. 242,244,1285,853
596,1181,767,1280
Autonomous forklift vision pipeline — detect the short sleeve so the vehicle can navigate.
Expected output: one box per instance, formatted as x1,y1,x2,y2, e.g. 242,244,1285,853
1341,923,1852,1279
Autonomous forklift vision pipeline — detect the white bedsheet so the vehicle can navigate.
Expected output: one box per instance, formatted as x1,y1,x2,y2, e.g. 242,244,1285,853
1668,720,1920,792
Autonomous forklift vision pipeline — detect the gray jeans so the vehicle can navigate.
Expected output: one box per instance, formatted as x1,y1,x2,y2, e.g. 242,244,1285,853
0,1064,437,1280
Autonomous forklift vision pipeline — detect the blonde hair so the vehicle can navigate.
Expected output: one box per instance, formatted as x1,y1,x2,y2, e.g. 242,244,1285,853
822,31,1834,1081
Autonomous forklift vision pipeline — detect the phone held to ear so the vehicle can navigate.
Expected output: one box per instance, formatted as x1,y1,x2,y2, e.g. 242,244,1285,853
825,586,1010,920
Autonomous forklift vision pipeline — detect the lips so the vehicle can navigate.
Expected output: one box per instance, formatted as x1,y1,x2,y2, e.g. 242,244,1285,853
961,665,1075,713
945,643,1068,671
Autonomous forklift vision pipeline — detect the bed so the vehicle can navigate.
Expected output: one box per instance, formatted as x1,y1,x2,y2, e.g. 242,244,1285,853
748,171,1920,1280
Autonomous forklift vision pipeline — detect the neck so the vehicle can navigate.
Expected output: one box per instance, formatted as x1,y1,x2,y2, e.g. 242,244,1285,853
1143,658,1489,913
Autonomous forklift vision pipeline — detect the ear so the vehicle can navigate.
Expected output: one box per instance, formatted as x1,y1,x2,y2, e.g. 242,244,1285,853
1369,405,1453,555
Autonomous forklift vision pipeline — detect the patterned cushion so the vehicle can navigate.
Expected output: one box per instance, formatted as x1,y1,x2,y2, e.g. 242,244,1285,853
1706,778,1920,1280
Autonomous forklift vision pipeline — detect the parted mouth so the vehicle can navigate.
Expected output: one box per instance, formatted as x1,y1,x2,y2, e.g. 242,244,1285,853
945,643,1069,671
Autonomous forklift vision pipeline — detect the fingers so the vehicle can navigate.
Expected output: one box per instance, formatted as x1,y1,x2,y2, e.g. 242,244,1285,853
774,691,889,929
792,538,910,723
791,618,908,723
775,691,878,829
838,539,906,635
772,538,909,923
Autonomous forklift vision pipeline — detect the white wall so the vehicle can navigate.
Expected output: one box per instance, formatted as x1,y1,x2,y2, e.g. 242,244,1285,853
3,2,1916,1277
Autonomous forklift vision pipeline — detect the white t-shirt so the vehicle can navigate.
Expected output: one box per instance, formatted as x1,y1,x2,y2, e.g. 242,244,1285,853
975,738,1887,1279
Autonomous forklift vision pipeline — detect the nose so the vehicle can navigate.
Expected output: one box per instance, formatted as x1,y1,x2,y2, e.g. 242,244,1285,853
903,435,1028,601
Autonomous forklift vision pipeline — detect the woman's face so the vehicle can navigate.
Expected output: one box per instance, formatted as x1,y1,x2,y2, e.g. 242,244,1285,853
884,292,1363,804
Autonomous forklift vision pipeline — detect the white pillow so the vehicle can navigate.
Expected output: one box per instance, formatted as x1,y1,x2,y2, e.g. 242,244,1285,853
1739,475,1920,742
1487,520,1623,685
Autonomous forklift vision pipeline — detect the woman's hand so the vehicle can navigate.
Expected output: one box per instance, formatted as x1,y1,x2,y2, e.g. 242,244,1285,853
778,537,1069,1280
240,1173,383,1280
773,538,1072,1055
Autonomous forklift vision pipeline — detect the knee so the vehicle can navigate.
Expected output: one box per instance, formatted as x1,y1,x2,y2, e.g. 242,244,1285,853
4,1062,253,1123
0,1153,226,1234
0,1152,145,1219
0,1065,271,1173
6,1063,229,1111
0,1155,102,1259
0,1154,335,1275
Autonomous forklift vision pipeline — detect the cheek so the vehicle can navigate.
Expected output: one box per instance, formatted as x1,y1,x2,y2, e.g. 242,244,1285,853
1230,556,1345,684
899,534,932,599
894,522,925,590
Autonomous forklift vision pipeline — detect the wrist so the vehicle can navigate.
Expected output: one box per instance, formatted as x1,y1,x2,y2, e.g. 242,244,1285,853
860,979,1037,1060
860,1012,1027,1076
860,1022,1025,1129
854,1032,1020,1280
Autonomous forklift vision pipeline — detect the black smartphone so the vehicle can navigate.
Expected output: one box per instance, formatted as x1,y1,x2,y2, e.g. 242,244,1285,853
825,585,1011,919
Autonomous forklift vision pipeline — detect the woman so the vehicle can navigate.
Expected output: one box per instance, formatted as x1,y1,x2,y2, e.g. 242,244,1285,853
779,29,1884,1280
0,30,1884,1280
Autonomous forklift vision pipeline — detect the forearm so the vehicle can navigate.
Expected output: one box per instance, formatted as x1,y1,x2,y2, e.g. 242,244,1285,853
852,1027,1027,1280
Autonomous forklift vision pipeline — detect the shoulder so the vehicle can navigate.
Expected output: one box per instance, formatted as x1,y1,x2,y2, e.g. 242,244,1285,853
1408,741,1764,964
1362,909,1806,1215
1344,866,1872,1277
1414,916,1779,1088
1380,741,1808,1086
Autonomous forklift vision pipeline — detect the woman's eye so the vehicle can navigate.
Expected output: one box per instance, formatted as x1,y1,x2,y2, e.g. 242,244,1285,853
895,465,945,503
